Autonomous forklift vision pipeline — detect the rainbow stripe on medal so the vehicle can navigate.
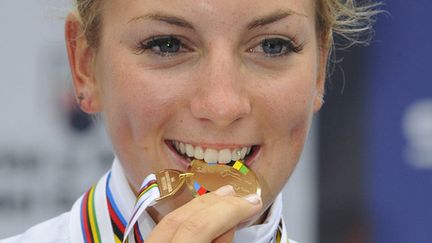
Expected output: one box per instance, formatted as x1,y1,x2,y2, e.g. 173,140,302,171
192,160,250,195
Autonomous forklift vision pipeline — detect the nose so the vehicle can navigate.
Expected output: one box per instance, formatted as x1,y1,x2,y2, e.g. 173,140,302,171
190,51,251,127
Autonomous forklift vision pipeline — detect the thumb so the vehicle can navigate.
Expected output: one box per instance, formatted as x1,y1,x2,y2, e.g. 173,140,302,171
212,227,236,243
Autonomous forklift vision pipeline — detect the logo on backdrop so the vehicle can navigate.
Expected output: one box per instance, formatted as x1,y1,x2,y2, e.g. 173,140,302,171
402,98,432,169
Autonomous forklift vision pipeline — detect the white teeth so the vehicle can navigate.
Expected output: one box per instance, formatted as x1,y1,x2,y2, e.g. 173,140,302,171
218,149,232,164
240,147,247,158
231,148,241,161
185,144,194,157
172,141,254,164
204,148,219,163
179,142,186,154
194,146,204,160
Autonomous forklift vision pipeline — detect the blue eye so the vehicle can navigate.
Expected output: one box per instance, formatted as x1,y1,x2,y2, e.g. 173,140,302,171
136,36,186,56
262,38,285,54
250,37,303,57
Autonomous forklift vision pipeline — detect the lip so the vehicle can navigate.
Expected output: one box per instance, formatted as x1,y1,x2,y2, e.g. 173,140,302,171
164,140,261,170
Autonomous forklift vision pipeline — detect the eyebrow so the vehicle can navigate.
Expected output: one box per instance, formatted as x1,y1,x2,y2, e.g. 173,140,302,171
128,9,306,30
247,10,307,30
128,13,195,30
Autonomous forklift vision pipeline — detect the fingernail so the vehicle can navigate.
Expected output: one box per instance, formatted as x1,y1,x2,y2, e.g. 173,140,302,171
243,194,261,205
214,185,235,196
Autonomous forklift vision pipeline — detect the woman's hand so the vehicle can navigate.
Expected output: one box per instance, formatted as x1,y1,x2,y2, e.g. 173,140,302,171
146,185,262,243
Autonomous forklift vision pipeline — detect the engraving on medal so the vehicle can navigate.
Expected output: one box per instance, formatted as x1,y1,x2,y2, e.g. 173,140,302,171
186,159,261,197
154,160,260,201
155,169,188,201
160,176,167,191
165,171,173,192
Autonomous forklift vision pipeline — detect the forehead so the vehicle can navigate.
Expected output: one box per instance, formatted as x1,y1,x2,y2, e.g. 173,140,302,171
103,0,315,27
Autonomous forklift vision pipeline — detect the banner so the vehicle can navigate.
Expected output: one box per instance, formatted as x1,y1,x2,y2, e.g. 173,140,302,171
366,1,432,242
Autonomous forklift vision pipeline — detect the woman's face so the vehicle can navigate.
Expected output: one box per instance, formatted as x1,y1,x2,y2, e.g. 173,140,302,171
88,0,326,220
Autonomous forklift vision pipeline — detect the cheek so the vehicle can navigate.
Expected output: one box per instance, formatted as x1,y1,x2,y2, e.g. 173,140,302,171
97,52,179,125
252,48,319,136
253,70,317,199
102,74,165,133
256,74,316,140
97,60,192,186
95,53,182,151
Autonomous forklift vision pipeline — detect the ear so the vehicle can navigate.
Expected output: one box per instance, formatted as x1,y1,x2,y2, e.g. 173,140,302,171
65,12,102,114
313,32,332,112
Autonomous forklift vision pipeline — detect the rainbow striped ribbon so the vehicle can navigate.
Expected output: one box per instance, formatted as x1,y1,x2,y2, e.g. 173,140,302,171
106,172,148,243
106,173,127,243
81,172,159,243
276,219,291,243
122,174,160,243
80,185,102,243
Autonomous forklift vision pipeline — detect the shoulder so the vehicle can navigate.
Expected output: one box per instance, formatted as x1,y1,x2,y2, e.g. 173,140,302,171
1,212,71,243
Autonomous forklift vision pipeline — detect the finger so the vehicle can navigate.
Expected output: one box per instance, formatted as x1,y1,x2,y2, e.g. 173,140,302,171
212,227,236,243
172,193,262,243
146,185,236,242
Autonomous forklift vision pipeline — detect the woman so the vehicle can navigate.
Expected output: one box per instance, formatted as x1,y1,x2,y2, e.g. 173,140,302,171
3,0,379,242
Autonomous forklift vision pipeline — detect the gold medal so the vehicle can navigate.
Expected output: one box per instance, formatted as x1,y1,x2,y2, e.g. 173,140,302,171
154,169,193,201
154,159,260,201
186,159,261,197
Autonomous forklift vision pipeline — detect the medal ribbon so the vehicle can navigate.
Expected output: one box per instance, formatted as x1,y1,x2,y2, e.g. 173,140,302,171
122,174,160,243
275,218,291,243
80,185,102,243
80,172,160,243
106,172,127,243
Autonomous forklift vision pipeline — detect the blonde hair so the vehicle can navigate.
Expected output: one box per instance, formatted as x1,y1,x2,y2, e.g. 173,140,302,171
317,0,381,48
75,0,102,48
74,0,381,48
